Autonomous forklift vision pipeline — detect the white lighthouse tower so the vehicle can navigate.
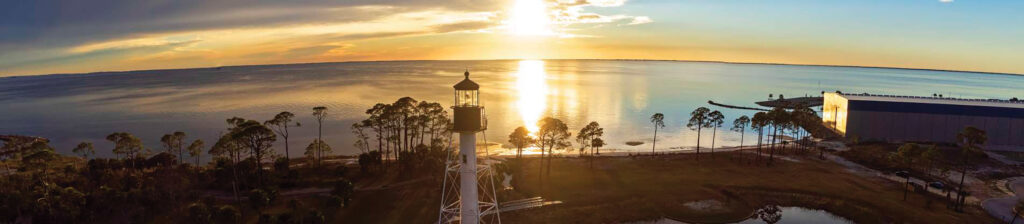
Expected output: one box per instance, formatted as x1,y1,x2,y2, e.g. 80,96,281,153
438,71,500,224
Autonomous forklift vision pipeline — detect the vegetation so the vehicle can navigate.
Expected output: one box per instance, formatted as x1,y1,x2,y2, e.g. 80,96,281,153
686,107,710,160
649,113,665,154
502,152,996,223
508,126,534,158
731,115,750,151
954,126,987,212
707,110,724,157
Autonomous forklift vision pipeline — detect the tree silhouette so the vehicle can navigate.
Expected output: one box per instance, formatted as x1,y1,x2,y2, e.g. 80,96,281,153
72,142,95,160
751,112,768,162
591,138,605,155
756,204,782,224
576,122,603,156
766,107,789,166
266,111,299,162
687,107,711,160
954,126,987,211
305,139,332,164
508,126,534,159
161,131,186,164
537,117,571,178
230,119,277,187
731,115,750,152
188,139,205,165
650,113,665,155
312,106,328,166
106,132,144,168
707,110,724,158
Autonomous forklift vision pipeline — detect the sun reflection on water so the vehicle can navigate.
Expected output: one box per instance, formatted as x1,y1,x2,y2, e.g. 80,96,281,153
514,60,548,134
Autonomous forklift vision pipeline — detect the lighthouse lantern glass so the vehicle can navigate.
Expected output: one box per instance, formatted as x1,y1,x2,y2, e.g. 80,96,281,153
455,89,478,107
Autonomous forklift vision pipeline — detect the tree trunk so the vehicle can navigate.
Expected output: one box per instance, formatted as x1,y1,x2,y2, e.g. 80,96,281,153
711,126,717,158
696,126,702,161
652,126,658,155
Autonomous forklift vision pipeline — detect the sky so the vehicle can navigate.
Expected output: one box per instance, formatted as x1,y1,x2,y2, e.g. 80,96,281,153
1,0,1023,77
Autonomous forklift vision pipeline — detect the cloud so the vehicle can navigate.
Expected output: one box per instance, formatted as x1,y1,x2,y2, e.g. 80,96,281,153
627,16,653,25
939,0,953,2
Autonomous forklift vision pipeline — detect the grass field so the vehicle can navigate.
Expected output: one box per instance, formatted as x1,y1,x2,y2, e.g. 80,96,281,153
500,151,997,223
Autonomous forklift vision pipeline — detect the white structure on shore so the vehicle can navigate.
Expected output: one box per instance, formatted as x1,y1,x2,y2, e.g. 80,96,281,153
438,71,501,224
823,92,1024,151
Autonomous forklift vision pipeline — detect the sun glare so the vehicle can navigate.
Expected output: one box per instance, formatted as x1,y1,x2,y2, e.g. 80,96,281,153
509,0,553,36
514,60,548,134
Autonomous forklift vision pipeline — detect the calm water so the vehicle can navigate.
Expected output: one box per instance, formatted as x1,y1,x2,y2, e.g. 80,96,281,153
738,207,853,224
1,60,1021,159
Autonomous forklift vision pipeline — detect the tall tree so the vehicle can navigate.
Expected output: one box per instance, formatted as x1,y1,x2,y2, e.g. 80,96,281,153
231,119,277,187
161,131,187,164
537,117,571,177
106,132,144,168
72,142,95,160
751,112,768,161
765,107,789,166
731,115,751,152
650,113,665,155
266,111,299,162
687,107,711,160
351,122,371,154
312,106,328,166
508,126,534,159
305,139,332,164
954,126,987,211
707,110,724,158
188,139,205,165
591,138,605,156
576,122,603,156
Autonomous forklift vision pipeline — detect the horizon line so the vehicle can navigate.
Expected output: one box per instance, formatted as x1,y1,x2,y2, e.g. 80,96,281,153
4,58,1022,78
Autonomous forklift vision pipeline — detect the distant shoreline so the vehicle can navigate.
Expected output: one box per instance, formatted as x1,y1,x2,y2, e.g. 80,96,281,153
4,58,1022,79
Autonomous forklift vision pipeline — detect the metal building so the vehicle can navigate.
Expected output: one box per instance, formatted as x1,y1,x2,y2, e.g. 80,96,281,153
822,92,1024,151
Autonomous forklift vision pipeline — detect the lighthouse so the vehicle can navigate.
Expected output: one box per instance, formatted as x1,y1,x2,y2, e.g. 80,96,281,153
453,70,485,223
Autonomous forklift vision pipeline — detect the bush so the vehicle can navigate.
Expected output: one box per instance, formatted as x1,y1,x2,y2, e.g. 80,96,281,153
332,179,355,207
306,210,325,224
187,202,212,224
213,205,240,224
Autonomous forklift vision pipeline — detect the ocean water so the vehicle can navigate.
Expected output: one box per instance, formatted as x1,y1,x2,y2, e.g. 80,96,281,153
1,60,1021,159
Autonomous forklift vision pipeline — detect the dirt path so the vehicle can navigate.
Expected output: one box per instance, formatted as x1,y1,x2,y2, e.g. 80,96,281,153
982,177,1024,223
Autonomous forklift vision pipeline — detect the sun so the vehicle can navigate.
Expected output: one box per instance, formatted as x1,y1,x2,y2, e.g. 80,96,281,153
509,0,553,36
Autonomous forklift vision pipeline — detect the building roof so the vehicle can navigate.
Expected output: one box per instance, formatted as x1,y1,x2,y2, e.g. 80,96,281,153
453,71,479,90
833,92,1024,109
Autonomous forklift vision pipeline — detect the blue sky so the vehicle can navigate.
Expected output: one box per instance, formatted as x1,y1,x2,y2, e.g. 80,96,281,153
1,0,1022,76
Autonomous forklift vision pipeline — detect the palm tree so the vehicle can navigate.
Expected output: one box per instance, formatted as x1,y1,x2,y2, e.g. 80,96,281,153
707,110,724,158
687,107,711,160
508,126,534,158
731,115,750,152
312,106,328,166
188,139,204,165
650,113,665,155
266,111,299,162
954,126,987,211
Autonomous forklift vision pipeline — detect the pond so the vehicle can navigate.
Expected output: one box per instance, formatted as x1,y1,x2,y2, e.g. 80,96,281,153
629,206,853,224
